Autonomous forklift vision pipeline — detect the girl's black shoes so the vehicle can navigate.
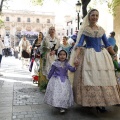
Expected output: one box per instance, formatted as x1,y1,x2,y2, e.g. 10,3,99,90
96,107,107,113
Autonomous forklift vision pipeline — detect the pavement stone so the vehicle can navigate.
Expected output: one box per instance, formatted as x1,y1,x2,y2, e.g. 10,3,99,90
1,57,120,120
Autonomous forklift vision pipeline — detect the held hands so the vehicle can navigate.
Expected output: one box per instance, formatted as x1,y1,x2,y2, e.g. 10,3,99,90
74,57,80,67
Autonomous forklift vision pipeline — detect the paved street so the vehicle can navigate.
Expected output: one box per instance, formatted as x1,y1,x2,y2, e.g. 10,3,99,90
0,56,120,120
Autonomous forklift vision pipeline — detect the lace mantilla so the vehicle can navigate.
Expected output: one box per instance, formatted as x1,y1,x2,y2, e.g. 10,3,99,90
83,26,105,38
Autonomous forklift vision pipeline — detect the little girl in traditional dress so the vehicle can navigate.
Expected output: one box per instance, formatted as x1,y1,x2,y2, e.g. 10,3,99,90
44,49,77,113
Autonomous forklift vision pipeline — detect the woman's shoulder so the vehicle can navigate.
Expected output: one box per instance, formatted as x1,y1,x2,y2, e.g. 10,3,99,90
83,25,104,31
83,25,105,37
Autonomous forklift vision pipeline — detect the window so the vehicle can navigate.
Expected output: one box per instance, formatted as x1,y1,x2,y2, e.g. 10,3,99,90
36,18,39,23
17,17,21,22
47,19,50,23
6,17,9,21
27,18,30,22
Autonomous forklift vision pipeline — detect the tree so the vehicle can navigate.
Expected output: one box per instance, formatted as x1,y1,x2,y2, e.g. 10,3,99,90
0,0,120,17
81,0,91,18
0,19,4,28
107,0,120,15
0,0,4,13
32,0,91,18
0,0,9,14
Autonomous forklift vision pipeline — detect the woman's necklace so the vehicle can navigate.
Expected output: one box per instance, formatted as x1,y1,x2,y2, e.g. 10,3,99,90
89,24,98,30
94,31,98,37
89,25,99,37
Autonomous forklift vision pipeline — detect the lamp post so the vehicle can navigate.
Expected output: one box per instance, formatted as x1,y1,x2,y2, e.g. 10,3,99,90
76,1,81,30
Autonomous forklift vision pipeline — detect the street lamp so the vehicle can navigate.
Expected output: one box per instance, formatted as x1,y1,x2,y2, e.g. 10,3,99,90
76,1,81,30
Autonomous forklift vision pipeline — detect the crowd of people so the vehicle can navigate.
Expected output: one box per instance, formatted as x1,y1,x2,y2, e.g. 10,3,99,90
27,8,120,114
1,8,120,114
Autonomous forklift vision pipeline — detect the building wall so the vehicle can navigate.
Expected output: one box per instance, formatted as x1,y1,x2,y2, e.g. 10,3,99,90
114,6,120,49
0,10,55,47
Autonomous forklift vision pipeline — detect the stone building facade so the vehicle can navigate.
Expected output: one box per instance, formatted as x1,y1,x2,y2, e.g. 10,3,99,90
114,6,120,50
0,10,55,47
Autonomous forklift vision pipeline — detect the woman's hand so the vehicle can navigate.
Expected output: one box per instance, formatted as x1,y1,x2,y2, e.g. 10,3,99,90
74,58,80,67
113,56,117,61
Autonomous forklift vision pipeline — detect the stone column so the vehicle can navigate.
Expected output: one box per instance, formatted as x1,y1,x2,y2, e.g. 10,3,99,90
114,6,120,50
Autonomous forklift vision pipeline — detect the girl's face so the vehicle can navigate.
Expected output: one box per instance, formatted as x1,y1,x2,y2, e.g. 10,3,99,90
89,10,99,24
58,51,67,61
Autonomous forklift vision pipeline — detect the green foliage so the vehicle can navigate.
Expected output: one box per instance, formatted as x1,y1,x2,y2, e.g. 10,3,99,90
88,0,120,15
30,0,44,5
31,0,60,6
0,19,4,28
107,0,120,15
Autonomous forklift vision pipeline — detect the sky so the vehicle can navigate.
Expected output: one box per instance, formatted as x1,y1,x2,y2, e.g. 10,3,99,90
2,0,77,23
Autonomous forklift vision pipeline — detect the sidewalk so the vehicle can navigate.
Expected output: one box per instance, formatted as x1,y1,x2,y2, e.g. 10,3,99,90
0,56,120,120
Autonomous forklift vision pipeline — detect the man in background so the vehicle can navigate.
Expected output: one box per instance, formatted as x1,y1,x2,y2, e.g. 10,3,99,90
108,31,116,49
0,35,4,76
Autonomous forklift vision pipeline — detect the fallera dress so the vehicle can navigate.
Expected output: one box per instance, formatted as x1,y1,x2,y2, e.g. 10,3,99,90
73,26,120,107
44,60,76,108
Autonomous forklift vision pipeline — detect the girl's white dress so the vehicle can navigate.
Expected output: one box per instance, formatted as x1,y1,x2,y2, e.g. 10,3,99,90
44,60,76,108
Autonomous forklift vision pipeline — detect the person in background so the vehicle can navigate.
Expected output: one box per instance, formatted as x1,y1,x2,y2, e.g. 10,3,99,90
30,32,44,84
70,9,120,113
107,31,116,49
71,30,78,43
40,26,60,91
60,36,71,59
44,49,77,113
107,31,118,58
4,35,10,57
69,31,78,53
19,35,31,68
0,35,4,76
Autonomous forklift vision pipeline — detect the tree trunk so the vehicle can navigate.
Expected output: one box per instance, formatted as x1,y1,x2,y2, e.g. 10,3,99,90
81,0,91,18
0,0,4,13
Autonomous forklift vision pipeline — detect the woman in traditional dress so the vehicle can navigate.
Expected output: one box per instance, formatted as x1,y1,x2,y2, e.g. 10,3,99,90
19,36,30,68
69,9,120,112
40,26,60,90
30,32,45,84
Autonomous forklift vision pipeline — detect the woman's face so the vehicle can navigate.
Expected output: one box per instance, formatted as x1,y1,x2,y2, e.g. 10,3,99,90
63,37,67,44
89,10,99,24
23,36,26,40
49,27,55,35
38,33,43,39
